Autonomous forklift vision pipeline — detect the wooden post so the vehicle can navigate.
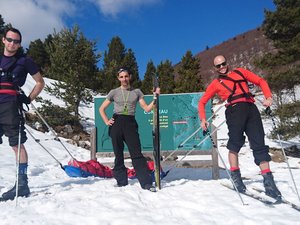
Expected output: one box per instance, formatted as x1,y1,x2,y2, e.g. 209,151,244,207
90,127,97,160
211,124,220,179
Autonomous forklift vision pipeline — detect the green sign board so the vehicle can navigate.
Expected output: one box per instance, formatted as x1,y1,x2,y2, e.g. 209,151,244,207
94,92,212,152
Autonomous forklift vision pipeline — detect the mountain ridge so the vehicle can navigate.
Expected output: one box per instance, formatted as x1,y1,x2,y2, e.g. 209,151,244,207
184,27,276,85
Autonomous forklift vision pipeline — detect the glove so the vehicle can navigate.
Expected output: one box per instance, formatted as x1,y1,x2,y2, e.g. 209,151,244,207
265,106,272,116
18,93,31,104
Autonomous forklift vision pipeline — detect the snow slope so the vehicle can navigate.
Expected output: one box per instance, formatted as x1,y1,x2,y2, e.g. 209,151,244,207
0,76,299,225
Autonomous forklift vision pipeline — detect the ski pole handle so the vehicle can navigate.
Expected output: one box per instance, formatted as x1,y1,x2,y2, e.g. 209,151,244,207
203,128,208,136
265,106,272,116
152,73,159,91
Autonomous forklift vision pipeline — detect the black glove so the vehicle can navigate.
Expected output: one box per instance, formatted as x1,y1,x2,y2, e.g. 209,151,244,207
18,93,31,104
265,106,272,116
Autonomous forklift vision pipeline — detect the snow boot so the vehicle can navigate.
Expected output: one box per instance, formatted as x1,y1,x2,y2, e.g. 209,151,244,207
230,169,246,193
1,174,30,201
113,166,128,187
143,184,156,192
262,172,281,200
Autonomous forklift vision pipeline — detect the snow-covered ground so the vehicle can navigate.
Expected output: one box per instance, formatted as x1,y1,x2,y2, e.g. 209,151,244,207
0,77,299,225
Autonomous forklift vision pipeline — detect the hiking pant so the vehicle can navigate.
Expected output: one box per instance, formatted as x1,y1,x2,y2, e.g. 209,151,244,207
109,114,152,188
225,102,271,165
0,101,27,146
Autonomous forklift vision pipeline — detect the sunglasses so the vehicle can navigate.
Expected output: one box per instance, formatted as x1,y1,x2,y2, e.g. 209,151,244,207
215,62,227,68
118,68,129,74
5,37,21,44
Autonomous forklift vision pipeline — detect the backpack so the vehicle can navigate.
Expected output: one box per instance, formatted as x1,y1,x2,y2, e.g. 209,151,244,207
0,55,19,95
218,69,254,103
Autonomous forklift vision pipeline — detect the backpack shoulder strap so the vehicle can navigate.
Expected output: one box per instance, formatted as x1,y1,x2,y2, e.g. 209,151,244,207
0,55,18,72
232,69,254,99
218,76,233,93
233,69,247,81
218,74,235,82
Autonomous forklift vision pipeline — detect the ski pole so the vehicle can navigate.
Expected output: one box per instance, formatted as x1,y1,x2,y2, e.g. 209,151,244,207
203,128,246,205
15,117,22,207
163,104,225,162
177,104,225,148
163,119,226,174
30,103,76,161
265,107,300,202
152,72,161,190
25,126,65,170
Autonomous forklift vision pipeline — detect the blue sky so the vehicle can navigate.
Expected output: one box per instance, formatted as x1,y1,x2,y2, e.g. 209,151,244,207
1,0,275,79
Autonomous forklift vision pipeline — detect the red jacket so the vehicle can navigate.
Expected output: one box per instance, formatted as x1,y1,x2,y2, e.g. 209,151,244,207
198,68,272,120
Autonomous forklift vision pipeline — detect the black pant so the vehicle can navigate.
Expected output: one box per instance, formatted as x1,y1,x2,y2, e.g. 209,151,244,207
225,102,271,165
0,101,27,146
109,114,152,188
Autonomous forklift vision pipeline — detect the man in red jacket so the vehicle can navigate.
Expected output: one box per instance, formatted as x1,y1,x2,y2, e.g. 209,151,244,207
198,55,281,199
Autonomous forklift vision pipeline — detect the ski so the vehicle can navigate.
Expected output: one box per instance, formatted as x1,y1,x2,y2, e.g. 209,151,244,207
251,186,300,212
152,73,161,189
221,182,276,206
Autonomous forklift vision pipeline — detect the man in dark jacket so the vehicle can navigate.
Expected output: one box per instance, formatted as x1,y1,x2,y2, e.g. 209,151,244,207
0,27,45,201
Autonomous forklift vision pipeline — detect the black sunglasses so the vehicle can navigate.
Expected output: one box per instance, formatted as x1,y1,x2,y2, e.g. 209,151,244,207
5,37,21,44
215,62,227,68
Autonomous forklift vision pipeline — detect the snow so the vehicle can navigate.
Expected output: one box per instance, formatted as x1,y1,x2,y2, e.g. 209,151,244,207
0,77,300,225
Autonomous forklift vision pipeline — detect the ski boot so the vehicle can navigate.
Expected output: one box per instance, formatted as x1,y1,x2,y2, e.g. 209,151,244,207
262,172,282,200
230,169,246,193
0,174,30,201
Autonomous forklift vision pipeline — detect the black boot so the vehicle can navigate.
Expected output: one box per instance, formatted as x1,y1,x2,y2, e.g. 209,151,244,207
131,157,153,189
113,166,128,187
1,174,30,201
143,184,156,192
262,172,281,200
230,169,246,193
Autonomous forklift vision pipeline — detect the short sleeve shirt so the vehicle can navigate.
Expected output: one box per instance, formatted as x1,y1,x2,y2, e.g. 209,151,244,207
107,87,144,116
0,54,40,102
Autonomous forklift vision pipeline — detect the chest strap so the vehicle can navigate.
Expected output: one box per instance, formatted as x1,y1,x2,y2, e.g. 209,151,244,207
218,69,254,103
0,56,19,95
0,82,17,95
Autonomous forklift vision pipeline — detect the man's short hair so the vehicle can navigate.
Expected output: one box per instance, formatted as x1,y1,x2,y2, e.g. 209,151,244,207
4,27,22,43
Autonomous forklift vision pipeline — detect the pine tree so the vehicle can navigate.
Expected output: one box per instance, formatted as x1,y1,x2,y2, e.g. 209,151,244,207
102,36,126,92
0,15,5,53
45,25,100,117
263,0,300,56
0,15,5,34
256,0,300,138
156,60,175,94
174,50,204,93
122,48,140,88
141,60,156,94
27,39,50,74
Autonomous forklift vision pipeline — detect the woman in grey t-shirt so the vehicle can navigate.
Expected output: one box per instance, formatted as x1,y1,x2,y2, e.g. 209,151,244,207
99,68,160,191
